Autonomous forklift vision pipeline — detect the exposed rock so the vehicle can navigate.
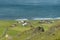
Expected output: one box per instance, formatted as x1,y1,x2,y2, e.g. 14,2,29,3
16,33,21,37
35,26,44,32
10,23,17,27
5,34,12,40
22,22,28,26
17,21,21,24
32,26,44,34
38,20,54,24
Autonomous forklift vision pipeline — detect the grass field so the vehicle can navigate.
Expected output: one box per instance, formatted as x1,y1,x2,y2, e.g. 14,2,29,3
0,20,60,40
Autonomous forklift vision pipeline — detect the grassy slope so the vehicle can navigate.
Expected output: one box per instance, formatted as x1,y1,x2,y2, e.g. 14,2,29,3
0,20,60,40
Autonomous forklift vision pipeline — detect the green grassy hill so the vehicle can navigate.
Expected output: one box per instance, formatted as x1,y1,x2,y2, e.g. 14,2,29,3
0,20,60,40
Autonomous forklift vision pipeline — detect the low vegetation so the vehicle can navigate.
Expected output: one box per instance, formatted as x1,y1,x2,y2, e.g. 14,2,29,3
0,20,60,40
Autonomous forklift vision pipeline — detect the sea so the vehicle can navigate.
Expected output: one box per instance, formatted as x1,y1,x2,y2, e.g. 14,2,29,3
0,5,60,20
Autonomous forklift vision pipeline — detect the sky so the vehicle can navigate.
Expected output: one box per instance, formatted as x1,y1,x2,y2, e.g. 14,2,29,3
0,0,60,5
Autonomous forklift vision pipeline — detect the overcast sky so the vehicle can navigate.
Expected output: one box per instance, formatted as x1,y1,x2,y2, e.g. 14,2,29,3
0,0,60,5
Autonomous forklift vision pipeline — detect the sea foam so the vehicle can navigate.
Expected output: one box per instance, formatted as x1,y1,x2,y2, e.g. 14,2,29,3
15,18,28,21
15,17,60,21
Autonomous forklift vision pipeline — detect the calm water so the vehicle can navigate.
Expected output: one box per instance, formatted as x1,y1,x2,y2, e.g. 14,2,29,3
0,5,60,19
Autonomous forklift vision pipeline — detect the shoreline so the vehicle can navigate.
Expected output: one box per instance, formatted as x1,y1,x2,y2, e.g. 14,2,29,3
15,17,60,20
0,17,60,20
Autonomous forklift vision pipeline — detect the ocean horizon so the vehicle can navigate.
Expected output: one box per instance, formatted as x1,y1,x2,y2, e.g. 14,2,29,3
0,5,60,19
